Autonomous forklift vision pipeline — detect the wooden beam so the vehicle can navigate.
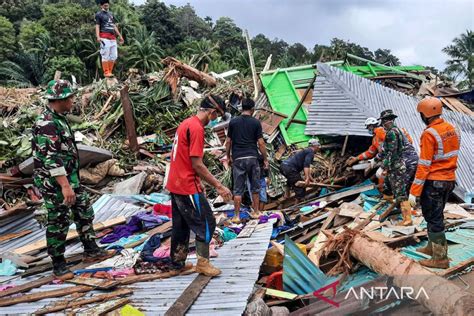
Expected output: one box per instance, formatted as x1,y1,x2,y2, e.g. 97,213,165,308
0,286,93,307
76,297,131,315
0,229,32,242
120,86,139,153
285,73,317,129
295,181,343,189
437,258,474,277
66,277,119,289
13,216,126,255
341,135,349,156
238,220,258,238
0,276,55,299
34,288,133,315
165,274,212,316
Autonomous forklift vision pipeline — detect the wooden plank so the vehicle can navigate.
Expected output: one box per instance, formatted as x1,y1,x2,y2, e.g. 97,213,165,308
13,216,126,255
445,97,473,116
0,276,55,299
0,285,92,307
295,181,343,189
238,220,259,238
76,297,131,316
165,274,212,316
66,277,119,289
34,288,133,315
266,288,298,300
0,229,32,242
121,86,139,153
437,258,474,277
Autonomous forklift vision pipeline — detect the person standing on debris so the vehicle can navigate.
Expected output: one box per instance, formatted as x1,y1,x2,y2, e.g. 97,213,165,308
167,95,232,277
280,139,321,202
379,109,418,226
226,98,268,223
409,98,460,269
32,80,112,280
95,0,124,78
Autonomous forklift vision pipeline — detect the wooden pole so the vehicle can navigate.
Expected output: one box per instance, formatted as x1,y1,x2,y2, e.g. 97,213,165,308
244,30,259,99
285,73,317,130
349,234,474,315
120,86,139,153
341,135,349,156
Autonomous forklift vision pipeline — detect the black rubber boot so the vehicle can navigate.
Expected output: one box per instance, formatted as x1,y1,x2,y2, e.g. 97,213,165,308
52,256,74,280
82,239,114,263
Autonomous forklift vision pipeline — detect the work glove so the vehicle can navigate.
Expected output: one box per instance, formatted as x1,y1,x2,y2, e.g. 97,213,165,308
408,194,418,208
376,167,385,179
346,156,358,166
368,158,377,169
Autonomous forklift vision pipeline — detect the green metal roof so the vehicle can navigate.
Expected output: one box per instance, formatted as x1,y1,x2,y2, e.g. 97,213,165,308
260,62,426,146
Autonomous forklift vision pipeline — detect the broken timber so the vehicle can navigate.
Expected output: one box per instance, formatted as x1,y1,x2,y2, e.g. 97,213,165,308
121,86,139,153
76,297,131,315
238,220,259,238
348,233,474,315
165,274,212,316
34,288,133,315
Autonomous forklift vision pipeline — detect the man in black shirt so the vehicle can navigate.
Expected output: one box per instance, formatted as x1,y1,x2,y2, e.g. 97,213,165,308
226,98,268,222
280,139,320,201
95,0,124,78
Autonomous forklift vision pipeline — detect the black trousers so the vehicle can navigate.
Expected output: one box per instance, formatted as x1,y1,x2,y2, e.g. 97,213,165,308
280,163,305,199
170,192,216,265
420,180,455,233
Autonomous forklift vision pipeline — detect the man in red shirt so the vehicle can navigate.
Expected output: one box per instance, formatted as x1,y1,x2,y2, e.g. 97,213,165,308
167,95,232,277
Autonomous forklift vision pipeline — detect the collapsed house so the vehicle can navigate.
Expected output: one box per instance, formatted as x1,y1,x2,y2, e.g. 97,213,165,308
0,55,473,315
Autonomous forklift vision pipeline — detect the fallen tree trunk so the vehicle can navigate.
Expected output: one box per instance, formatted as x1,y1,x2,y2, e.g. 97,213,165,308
350,234,474,315
162,57,217,92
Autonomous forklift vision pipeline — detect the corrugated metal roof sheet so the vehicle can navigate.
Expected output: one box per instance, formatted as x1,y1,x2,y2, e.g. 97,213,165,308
306,63,474,197
0,195,147,254
0,221,274,315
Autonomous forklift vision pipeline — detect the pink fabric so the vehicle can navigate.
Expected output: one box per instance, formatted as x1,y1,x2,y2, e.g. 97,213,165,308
0,285,15,292
210,242,218,258
153,203,172,218
108,268,135,278
153,244,171,258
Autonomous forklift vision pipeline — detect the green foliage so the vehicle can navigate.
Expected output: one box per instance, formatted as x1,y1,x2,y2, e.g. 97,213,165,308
442,30,474,89
170,4,212,41
140,0,182,48
124,26,164,73
18,21,49,51
0,50,46,87
212,17,245,55
0,0,42,25
40,3,91,55
177,39,220,71
44,56,85,82
0,16,15,61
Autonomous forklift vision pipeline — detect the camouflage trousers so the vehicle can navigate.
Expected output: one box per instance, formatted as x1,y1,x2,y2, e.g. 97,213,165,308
41,185,96,259
403,150,419,194
384,160,408,203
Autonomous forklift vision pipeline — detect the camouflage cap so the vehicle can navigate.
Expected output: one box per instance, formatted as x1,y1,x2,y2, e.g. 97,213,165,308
45,79,76,100
379,109,397,121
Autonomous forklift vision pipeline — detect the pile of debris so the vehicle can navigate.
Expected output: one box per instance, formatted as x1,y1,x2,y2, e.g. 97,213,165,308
0,54,473,315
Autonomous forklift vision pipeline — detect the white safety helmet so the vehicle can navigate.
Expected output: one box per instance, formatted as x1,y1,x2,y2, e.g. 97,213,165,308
364,117,379,128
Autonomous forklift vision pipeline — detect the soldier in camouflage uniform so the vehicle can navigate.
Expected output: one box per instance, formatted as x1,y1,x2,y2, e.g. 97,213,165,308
380,110,416,226
32,80,111,279
378,109,415,226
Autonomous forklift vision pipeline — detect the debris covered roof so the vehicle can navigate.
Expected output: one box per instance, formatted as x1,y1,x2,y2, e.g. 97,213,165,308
306,63,474,198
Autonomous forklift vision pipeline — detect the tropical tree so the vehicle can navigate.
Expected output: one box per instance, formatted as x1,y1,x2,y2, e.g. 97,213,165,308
0,16,15,61
125,26,164,73
442,30,474,89
0,49,47,87
181,39,220,71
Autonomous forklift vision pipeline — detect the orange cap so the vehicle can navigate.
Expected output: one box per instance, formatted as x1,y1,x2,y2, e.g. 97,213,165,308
417,97,442,118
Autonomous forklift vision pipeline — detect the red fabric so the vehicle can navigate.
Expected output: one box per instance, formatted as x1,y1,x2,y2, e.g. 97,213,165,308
266,271,283,291
153,203,172,218
166,116,205,195
100,32,116,40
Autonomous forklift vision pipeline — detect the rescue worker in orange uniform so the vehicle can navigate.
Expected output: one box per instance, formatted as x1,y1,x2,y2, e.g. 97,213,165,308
409,97,461,269
346,117,385,167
